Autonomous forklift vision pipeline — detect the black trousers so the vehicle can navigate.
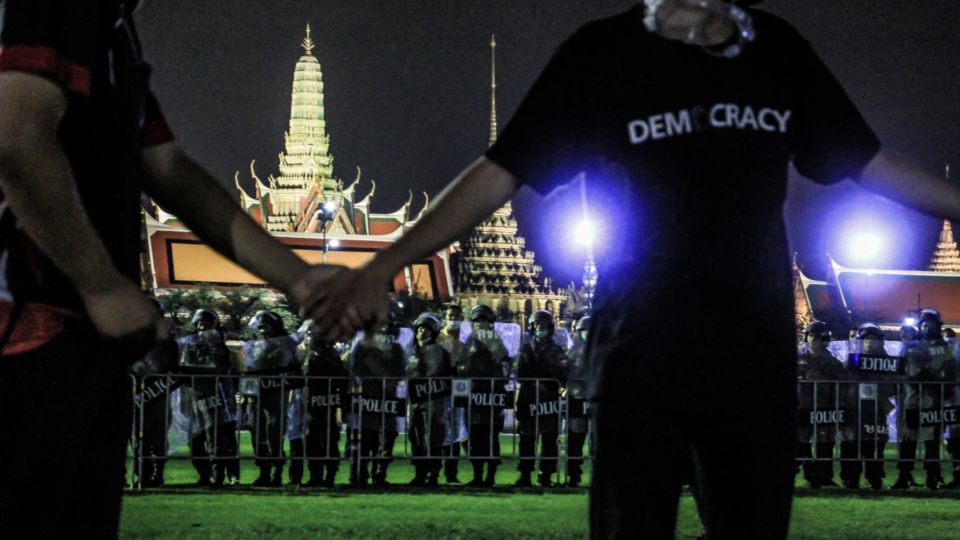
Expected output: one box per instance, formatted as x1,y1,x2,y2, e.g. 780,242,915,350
305,416,341,481
188,421,239,483
134,397,169,487
567,430,588,479
797,441,835,484
839,438,888,484
349,428,398,483
897,436,942,478
467,423,501,465
1,332,132,538
251,393,286,468
410,407,445,477
518,429,559,475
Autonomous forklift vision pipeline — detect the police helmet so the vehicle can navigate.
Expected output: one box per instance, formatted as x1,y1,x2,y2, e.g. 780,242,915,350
149,297,164,315
918,308,943,339
856,322,884,341
191,308,220,329
528,310,555,334
469,304,495,323
575,316,591,333
944,328,957,339
413,313,441,336
803,321,831,341
248,310,285,337
899,324,919,341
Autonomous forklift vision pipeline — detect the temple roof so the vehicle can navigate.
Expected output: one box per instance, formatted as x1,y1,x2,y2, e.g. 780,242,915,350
830,257,960,327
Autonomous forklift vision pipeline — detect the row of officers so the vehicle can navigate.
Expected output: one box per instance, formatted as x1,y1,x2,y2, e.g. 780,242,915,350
799,308,960,491
132,303,592,489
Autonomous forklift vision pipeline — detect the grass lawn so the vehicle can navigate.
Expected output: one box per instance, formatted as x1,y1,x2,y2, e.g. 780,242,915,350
121,490,960,539
121,432,960,538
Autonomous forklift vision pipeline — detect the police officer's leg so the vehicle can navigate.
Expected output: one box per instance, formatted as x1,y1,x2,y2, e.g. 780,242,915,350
409,411,427,484
467,423,488,486
862,436,887,489
839,439,861,487
325,421,341,486
516,422,536,485
289,437,305,485
567,429,587,486
539,430,560,486
814,440,836,485
923,432,943,488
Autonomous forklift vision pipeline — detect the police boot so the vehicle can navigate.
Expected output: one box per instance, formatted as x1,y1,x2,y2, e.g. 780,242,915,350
483,463,498,487
567,475,581,488
538,472,553,487
289,461,304,486
926,475,943,490
890,473,913,490
324,464,339,488
409,463,428,487
467,463,486,487
372,464,390,487
253,464,272,487
270,464,284,487
514,471,533,488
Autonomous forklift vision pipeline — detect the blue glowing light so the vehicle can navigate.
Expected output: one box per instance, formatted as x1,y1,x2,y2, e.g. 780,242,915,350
574,217,597,249
848,233,881,262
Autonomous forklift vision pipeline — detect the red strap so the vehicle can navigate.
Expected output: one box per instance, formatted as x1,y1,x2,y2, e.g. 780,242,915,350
0,300,82,356
0,45,92,96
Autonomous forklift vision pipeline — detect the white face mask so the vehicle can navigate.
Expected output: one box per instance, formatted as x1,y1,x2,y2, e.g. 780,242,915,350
446,321,462,332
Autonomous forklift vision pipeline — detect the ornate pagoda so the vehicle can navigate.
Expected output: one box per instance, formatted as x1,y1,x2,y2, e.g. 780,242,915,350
929,219,960,273
452,35,566,320
145,25,452,299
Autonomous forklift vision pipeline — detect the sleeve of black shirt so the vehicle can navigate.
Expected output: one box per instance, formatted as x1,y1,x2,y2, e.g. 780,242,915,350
485,31,590,196
0,0,96,96
787,31,881,185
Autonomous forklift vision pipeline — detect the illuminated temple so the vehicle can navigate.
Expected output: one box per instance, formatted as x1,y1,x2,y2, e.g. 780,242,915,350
144,26,564,319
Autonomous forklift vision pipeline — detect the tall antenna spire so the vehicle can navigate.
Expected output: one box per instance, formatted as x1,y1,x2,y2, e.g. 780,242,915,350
488,34,498,147
302,24,315,54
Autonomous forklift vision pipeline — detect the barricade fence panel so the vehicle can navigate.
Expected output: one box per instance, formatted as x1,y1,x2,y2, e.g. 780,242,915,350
129,375,960,489
129,374,594,488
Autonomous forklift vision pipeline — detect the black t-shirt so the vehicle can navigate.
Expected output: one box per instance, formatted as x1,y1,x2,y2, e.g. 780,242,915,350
0,0,173,353
487,7,879,308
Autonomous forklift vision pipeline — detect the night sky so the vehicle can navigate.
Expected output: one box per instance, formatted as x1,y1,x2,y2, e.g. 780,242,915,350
136,1,960,287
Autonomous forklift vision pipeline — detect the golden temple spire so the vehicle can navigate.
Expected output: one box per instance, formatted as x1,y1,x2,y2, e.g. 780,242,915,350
302,24,315,54
488,34,498,147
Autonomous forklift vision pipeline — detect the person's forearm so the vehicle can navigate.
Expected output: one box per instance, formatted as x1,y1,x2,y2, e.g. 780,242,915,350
0,146,127,295
857,150,960,222
143,146,309,295
363,157,517,282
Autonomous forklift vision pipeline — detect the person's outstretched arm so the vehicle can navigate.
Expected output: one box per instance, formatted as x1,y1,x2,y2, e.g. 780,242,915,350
0,72,165,342
297,157,518,340
141,141,333,305
856,150,960,222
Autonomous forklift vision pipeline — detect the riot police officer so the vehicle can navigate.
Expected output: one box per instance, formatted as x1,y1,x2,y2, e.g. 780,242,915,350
515,310,568,487
893,308,957,489
348,313,406,487
299,322,348,487
797,321,845,488
437,304,468,483
462,304,510,487
565,315,591,487
407,313,454,487
243,310,301,487
178,309,240,487
840,323,897,490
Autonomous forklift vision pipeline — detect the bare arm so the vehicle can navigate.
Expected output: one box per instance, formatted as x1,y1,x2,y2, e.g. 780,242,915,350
141,142,316,298
0,72,163,341
856,150,960,221
300,157,518,339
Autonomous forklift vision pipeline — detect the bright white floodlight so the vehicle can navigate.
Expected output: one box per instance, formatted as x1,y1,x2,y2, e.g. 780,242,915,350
328,238,341,248
574,218,597,248
848,233,881,262
323,200,339,214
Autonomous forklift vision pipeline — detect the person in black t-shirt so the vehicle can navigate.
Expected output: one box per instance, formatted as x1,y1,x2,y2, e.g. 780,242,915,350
302,1,960,538
0,1,335,535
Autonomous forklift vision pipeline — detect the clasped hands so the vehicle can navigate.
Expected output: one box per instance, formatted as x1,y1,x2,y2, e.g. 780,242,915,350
289,263,392,342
